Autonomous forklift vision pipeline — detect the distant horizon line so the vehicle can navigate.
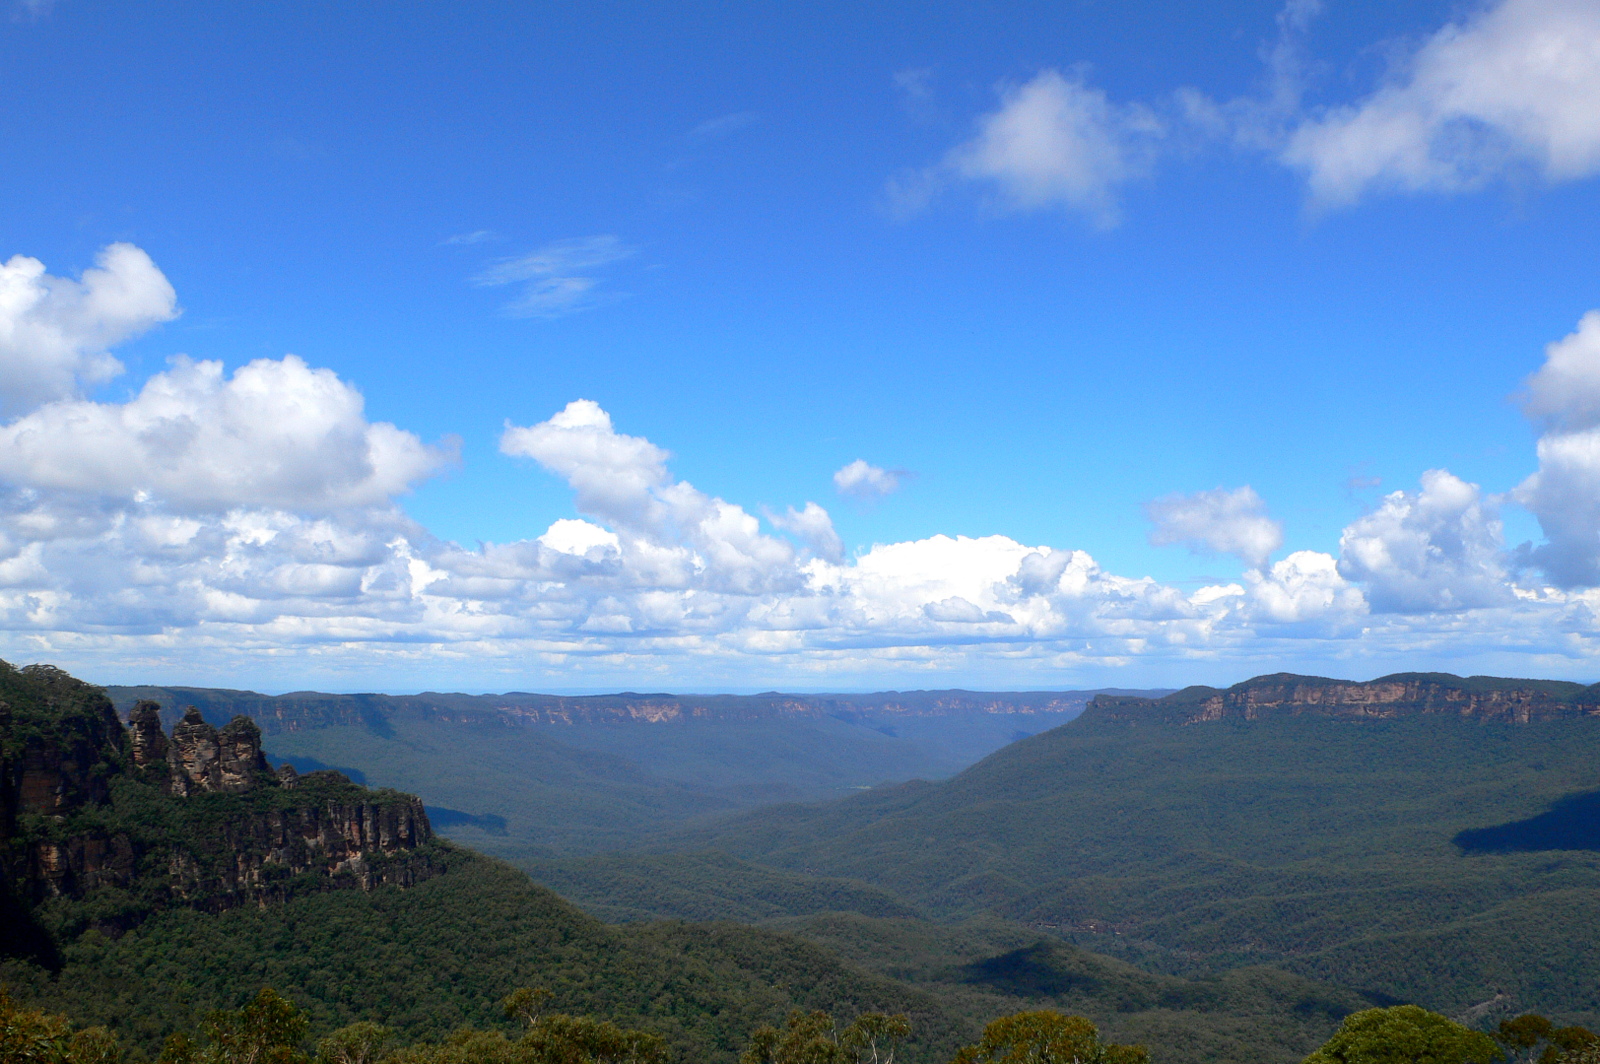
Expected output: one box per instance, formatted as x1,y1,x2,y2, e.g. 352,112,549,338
101,681,1175,699
95,669,1600,700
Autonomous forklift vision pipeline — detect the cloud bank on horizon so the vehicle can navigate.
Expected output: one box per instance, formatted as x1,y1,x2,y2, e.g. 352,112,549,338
2,241,1600,687
7,0,1600,688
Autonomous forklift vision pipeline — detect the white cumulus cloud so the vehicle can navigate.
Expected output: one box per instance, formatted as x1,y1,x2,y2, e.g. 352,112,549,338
769,502,844,563
1516,433,1600,589
1522,308,1600,432
834,459,910,500
8,247,1600,686
1146,486,1284,570
502,400,798,595
0,243,178,415
0,354,454,513
909,69,1164,226
1245,550,1366,625
1513,310,1600,587
1338,470,1509,612
1283,0,1600,206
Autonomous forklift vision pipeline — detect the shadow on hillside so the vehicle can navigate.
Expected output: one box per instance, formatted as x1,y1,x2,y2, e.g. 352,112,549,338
425,806,509,835
0,888,62,970
1455,789,1600,853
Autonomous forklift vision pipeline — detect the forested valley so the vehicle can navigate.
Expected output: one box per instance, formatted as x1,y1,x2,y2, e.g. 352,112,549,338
8,663,1600,1063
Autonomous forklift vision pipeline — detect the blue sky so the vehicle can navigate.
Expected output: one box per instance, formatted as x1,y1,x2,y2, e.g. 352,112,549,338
4,0,1600,692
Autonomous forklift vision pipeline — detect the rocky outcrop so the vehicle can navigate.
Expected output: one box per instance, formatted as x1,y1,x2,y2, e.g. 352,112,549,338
217,714,272,792
167,706,221,795
1091,672,1600,725
127,700,168,767
168,789,435,901
163,707,273,795
1,662,439,928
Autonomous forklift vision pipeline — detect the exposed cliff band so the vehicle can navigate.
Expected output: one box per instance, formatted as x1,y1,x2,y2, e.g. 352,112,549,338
106,686,1096,734
1,663,438,940
1091,672,1600,725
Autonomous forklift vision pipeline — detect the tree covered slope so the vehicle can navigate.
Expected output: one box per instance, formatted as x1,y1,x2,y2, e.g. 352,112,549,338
2,850,976,1063
650,694,1600,1025
105,684,1116,855
6,661,1381,1064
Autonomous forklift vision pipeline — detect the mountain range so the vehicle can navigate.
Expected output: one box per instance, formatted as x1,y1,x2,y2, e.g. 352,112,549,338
7,666,1600,1063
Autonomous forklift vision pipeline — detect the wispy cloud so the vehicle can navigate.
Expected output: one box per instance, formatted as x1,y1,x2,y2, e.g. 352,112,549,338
893,67,939,124
471,236,635,319
442,229,499,246
834,459,913,500
689,111,758,141
11,0,58,22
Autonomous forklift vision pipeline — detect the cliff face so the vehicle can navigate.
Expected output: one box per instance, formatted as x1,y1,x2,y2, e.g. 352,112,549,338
2,666,126,824
1091,672,1600,725
164,791,434,902
0,662,439,939
107,685,1097,734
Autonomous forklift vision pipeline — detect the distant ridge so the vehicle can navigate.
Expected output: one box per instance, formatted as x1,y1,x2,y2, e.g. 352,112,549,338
106,686,1165,734
1090,672,1600,725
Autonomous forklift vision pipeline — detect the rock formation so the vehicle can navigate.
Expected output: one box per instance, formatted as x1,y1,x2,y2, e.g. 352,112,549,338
127,700,168,767
217,714,272,792
167,706,221,795
160,706,275,795
1091,672,1600,725
170,787,435,900
0,661,438,926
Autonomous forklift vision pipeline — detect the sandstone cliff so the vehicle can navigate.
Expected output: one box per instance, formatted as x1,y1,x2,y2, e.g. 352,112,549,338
0,661,439,948
106,685,1098,734
1090,671,1600,725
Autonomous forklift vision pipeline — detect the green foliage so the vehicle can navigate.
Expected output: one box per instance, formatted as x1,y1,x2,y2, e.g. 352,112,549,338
67,1026,123,1064
503,989,555,1030
199,988,311,1064
1491,1013,1600,1064
1,985,73,1063
948,1010,1148,1064
0,986,124,1064
519,1013,666,1064
26,660,1600,1064
113,683,1091,862
387,1014,666,1064
1,852,969,1064
1,658,435,948
739,1009,910,1064
520,853,918,924
314,1022,393,1064
664,715,1600,1023
1302,1006,1497,1064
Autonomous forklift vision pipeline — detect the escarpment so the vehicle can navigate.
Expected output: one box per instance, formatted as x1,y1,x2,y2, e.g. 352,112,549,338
0,661,439,944
1092,671,1600,725
108,684,1094,733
